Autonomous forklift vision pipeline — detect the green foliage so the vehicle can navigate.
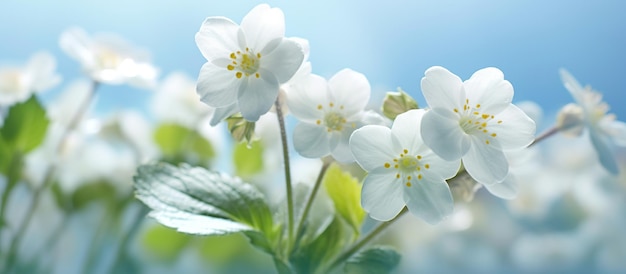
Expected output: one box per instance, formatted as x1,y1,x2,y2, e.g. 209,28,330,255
71,181,118,211
133,163,277,248
344,246,401,274
142,224,191,262
153,123,215,165
291,218,347,274
323,164,366,234
233,140,264,177
0,96,49,154
381,88,418,120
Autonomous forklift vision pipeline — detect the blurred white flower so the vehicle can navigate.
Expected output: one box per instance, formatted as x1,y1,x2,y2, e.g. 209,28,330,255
195,4,304,121
420,66,536,185
350,109,460,223
59,27,158,88
0,51,61,106
560,69,626,174
151,72,213,128
288,69,374,163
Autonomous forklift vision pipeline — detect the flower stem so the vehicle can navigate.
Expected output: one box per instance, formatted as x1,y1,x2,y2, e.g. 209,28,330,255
529,126,559,147
2,81,98,272
274,99,294,253
108,201,149,273
294,160,331,241
326,207,408,272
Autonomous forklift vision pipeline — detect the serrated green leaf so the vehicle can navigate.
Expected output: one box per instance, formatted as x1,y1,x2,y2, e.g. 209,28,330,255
324,164,366,234
344,246,401,274
0,95,49,153
133,163,275,239
291,217,347,274
233,140,264,177
141,224,191,262
153,123,215,165
381,89,418,120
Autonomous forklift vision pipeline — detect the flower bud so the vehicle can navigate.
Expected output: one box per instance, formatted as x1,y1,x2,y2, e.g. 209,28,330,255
381,88,418,120
556,103,585,137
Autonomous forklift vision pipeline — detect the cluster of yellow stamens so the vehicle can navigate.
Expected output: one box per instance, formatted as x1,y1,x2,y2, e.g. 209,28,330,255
383,149,430,187
226,47,261,79
454,99,502,145
316,102,355,132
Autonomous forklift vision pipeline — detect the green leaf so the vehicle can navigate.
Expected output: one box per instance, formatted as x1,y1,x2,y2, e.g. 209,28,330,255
141,224,191,262
233,140,264,177
381,88,418,120
344,246,401,274
153,123,215,165
291,217,347,274
133,163,276,238
0,136,12,174
0,95,49,153
71,181,118,210
323,164,366,234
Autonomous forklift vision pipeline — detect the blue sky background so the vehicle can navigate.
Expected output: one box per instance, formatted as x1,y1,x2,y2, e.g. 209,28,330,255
1,0,625,122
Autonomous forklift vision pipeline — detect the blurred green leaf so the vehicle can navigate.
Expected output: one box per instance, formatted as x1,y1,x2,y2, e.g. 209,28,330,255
134,163,276,240
291,218,347,274
233,140,264,177
381,89,418,120
324,164,366,234
0,95,49,153
0,136,12,174
71,181,117,210
153,123,215,165
344,246,401,274
142,224,191,262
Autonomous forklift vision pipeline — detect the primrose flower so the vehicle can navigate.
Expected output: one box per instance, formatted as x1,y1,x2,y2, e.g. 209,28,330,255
350,109,460,223
559,69,626,174
0,52,61,106
59,27,158,88
195,4,304,122
420,66,536,185
288,69,374,163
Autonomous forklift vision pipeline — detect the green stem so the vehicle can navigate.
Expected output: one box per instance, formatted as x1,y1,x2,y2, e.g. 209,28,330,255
274,99,294,254
294,161,330,240
2,81,98,272
0,152,22,249
108,201,148,274
325,207,408,273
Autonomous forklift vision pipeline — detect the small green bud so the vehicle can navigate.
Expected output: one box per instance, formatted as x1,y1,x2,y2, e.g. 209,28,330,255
381,88,418,120
226,113,256,145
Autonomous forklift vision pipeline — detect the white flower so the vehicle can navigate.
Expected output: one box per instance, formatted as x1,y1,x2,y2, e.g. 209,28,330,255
151,72,213,127
559,69,626,174
195,4,304,122
420,66,536,185
0,51,61,106
287,69,375,163
59,27,158,88
350,109,460,223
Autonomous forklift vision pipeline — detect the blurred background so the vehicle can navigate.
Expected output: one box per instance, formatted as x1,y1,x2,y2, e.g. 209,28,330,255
1,0,625,273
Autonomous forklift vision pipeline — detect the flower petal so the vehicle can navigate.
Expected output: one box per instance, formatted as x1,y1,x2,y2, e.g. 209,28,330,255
559,68,585,104
26,52,61,92
463,137,509,185
589,129,619,174
490,104,536,150
361,168,406,221
403,177,454,224
197,62,239,108
195,17,240,61
421,108,470,161
210,103,239,126
463,67,513,115
599,118,626,147
421,66,464,110
237,69,279,121
328,69,370,115
293,122,330,159
420,152,462,180
286,74,328,123
240,4,285,53
392,109,426,153
350,125,396,171
261,38,304,83
59,27,93,66
330,128,355,163
484,174,518,199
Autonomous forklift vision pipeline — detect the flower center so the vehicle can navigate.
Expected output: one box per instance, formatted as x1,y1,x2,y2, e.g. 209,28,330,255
383,149,431,187
316,102,355,132
0,70,23,93
97,48,124,69
454,99,501,145
227,47,261,79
